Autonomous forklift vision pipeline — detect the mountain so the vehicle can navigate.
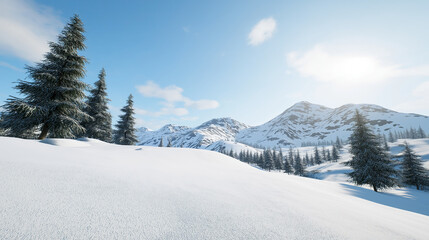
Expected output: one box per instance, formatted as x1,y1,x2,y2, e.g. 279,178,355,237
236,101,429,148
137,118,249,150
137,101,429,149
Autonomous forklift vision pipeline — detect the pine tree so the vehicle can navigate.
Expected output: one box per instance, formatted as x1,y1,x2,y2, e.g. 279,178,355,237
158,138,163,147
273,149,283,170
388,131,395,143
314,147,322,164
304,152,310,166
383,134,390,152
332,145,340,162
326,150,332,162
288,147,294,168
257,153,265,169
417,126,426,139
82,68,112,142
283,155,293,174
294,151,304,176
167,139,172,147
346,110,398,192
336,136,343,150
264,149,274,171
401,142,429,190
113,94,138,145
1,15,89,139
321,146,327,161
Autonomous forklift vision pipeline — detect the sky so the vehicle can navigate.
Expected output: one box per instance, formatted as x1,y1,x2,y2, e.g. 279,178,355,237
1,0,429,130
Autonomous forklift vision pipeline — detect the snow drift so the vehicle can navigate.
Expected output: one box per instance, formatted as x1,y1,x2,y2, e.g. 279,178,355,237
0,137,428,239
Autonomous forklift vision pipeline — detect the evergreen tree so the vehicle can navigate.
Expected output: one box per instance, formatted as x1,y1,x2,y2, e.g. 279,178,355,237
82,68,112,142
401,142,429,190
417,126,426,138
383,134,390,152
336,136,343,150
283,155,293,174
346,110,398,192
309,155,315,166
294,151,304,176
1,15,89,139
288,147,294,168
257,153,265,169
264,149,274,171
321,146,327,161
167,139,172,147
314,147,322,164
158,138,163,147
304,152,310,166
326,150,332,162
273,149,283,170
113,94,138,145
331,145,340,162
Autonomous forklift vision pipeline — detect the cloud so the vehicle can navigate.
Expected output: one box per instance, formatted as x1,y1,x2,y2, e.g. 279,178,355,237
0,61,22,72
248,17,276,46
182,26,190,33
135,106,188,117
136,81,219,113
0,0,62,62
287,45,429,85
394,81,429,114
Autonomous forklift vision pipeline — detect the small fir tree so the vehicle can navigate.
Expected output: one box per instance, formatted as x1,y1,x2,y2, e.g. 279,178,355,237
314,147,322,164
294,151,304,176
82,68,112,142
113,94,138,145
401,142,429,190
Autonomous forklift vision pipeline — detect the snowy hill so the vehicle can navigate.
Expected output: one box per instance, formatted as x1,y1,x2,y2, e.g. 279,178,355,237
1,136,429,239
137,117,249,149
137,101,429,149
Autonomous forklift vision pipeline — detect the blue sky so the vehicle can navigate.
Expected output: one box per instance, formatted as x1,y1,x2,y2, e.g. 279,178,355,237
1,0,429,130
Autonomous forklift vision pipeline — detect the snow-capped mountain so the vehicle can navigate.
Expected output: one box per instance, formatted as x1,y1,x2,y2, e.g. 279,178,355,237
236,101,429,148
137,101,429,149
137,118,249,149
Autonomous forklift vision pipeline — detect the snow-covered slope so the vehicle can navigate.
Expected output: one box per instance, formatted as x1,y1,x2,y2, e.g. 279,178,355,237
137,117,249,149
236,101,429,148
1,136,428,239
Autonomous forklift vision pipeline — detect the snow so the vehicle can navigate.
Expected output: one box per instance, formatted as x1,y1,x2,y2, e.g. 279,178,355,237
1,136,429,239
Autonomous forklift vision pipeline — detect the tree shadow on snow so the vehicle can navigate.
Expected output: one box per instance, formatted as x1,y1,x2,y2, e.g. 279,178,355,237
340,183,429,217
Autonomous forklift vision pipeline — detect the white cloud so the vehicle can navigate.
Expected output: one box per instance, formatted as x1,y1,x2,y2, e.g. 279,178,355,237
0,0,62,62
394,81,429,114
287,45,429,85
135,106,188,117
136,81,219,113
248,17,276,46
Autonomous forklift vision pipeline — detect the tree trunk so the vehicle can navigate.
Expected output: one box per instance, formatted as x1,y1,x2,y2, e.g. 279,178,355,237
373,185,378,192
38,124,49,140
416,185,420,190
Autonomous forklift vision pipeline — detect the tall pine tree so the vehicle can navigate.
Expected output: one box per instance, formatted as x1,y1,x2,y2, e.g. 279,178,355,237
1,15,88,139
114,94,138,145
346,110,397,192
83,68,112,142
401,142,429,190
294,151,304,176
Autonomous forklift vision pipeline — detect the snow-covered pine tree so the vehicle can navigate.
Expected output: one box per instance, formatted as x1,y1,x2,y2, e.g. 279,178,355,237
388,131,395,143
383,135,390,152
332,145,340,162
304,152,310,166
336,136,343,150
158,138,163,147
321,146,327,161
326,150,332,162
273,149,283,170
288,147,294,168
314,146,322,164
167,139,172,147
264,149,274,171
401,142,429,190
278,148,284,169
113,94,138,145
294,151,304,176
82,68,112,142
346,110,398,192
283,155,293,174
1,15,89,139
417,126,426,139
257,153,265,169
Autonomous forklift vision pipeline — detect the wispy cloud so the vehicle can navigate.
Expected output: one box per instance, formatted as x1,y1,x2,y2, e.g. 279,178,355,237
287,44,429,84
0,0,62,62
182,26,190,33
0,61,23,72
248,17,276,46
135,106,189,117
395,81,429,114
136,81,219,114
